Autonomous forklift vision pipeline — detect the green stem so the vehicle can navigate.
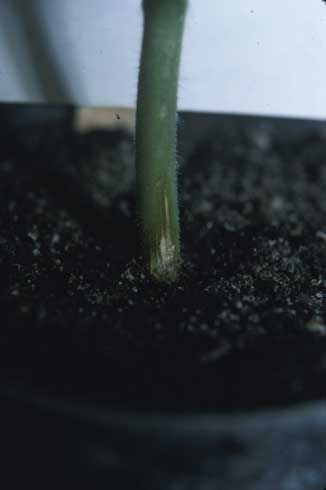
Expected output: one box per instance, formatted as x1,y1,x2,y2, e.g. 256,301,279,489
136,0,187,282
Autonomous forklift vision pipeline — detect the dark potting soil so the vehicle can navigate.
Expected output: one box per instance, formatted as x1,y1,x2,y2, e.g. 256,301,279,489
0,115,325,413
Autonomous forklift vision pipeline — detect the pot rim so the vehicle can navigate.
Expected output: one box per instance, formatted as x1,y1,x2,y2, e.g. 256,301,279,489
1,380,326,438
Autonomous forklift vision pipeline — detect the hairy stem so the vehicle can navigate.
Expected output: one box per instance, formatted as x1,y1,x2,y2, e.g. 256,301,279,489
136,0,187,282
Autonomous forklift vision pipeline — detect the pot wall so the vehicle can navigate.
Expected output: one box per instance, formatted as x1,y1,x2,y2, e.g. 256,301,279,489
1,385,326,490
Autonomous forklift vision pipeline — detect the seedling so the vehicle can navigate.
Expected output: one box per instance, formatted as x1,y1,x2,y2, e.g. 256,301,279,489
136,0,188,282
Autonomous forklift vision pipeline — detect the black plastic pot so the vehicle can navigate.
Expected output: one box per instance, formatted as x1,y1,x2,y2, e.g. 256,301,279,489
1,383,326,490
1,105,326,490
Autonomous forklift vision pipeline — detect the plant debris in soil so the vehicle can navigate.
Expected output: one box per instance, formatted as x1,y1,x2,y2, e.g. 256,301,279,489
0,116,325,413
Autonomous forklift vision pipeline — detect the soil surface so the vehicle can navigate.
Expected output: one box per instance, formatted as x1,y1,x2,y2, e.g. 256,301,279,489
0,113,325,413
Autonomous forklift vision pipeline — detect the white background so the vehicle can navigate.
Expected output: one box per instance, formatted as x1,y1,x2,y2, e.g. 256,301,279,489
1,0,326,119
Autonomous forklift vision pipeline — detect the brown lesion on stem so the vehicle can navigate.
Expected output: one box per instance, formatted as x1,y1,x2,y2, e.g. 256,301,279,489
148,192,180,283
